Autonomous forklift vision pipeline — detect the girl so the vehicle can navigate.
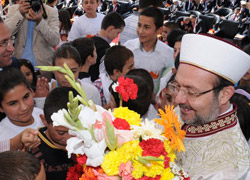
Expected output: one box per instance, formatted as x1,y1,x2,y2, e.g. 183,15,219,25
0,68,44,142
57,9,72,47
19,59,37,90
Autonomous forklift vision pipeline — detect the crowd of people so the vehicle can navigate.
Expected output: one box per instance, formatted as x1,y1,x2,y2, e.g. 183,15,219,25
0,0,249,179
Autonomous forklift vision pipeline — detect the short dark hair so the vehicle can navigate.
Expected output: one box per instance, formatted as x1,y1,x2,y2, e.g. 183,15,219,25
101,12,125,30
139,7,164,29
44,87,79,124
0,16,3,23
0,151,41,180
18,59,37,87
139,0,163,9
167,28,186,48
109,75,151,116
71,38,95,65
0,68,31,106
52,44,82,67
163,21,178,29
126,68,154,93
104,45,133,75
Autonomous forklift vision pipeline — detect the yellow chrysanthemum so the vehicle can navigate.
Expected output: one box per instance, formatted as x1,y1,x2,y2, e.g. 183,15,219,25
164,140,176,162
113,107,141,126
101,151,121,176
143,156,165,177
160,168,175,180
132,160,145,179
117,140,142,162
155,105,186,152
102,140,142,176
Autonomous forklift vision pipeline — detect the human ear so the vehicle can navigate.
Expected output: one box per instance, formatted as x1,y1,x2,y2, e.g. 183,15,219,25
218,86,235,106
113,69,121,79
156,26,163,35
107,25,115,33
40,114,48,127
0,107,4,113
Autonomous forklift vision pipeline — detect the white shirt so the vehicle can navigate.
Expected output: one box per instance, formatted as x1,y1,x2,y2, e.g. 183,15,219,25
68,13,104,42
124,38,174,93
0,107,44,141
34,79,102,109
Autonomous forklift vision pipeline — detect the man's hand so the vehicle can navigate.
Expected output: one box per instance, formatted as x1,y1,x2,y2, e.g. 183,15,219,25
19,0,31,16
25,6,44,23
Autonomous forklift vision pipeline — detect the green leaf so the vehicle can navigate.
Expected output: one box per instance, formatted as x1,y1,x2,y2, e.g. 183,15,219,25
63,63,75,81
105,118,117,151
89,125,97,142
141,156,164,161
137,156,163,166
137,157,149,165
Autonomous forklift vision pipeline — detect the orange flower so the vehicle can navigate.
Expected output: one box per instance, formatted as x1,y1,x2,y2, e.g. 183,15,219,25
155,105,186,152
79,167,98,180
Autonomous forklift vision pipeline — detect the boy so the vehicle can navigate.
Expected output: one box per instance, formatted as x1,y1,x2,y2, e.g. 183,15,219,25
90,12,125,82
0,151,46,180
71,38,97,84
119,0,163,45
124,7,174,94
31,87,77,180
34,45,102,108
68,0,104,41
93,45,134,108
0,68,44,142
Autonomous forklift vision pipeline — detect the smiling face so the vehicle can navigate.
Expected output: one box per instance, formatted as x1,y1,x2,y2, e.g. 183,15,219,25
0,83,34,126
0,23,14,68
53,58,80,87
174,64,221,125
137,15,160,46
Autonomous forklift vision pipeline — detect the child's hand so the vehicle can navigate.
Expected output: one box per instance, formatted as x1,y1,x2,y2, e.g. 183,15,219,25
35,77,49,97
21,128,40,151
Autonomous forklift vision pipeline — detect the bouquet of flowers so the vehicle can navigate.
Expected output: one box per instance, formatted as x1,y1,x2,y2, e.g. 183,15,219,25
38,64,189,180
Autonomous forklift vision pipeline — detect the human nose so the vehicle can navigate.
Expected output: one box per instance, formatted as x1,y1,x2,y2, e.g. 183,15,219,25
137,27,143,34
19,100,28,111
173,88,188,105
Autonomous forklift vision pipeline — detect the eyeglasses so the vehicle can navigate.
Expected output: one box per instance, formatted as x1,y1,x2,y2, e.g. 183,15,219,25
168,82,224,100
0,36,15,47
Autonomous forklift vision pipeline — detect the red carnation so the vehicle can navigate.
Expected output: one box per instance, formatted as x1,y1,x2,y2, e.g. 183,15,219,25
113,118,130,130
164,156,170,169
137,175,161,180
76,154,87,166
66,164,83,180
115,77,138,102
139,138,165,157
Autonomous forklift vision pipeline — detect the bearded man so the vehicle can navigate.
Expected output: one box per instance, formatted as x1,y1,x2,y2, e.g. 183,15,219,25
171,34,250,179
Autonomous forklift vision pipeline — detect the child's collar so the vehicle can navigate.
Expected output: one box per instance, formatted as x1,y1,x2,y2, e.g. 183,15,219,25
140,38,158,52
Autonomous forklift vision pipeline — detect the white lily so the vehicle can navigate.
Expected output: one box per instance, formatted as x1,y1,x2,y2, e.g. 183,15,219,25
51,109,76,130
66,137,84,158
85,139,107,167
78,105,97,129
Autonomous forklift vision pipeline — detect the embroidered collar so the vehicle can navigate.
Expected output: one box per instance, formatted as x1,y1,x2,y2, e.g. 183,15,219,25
182,105,238,138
